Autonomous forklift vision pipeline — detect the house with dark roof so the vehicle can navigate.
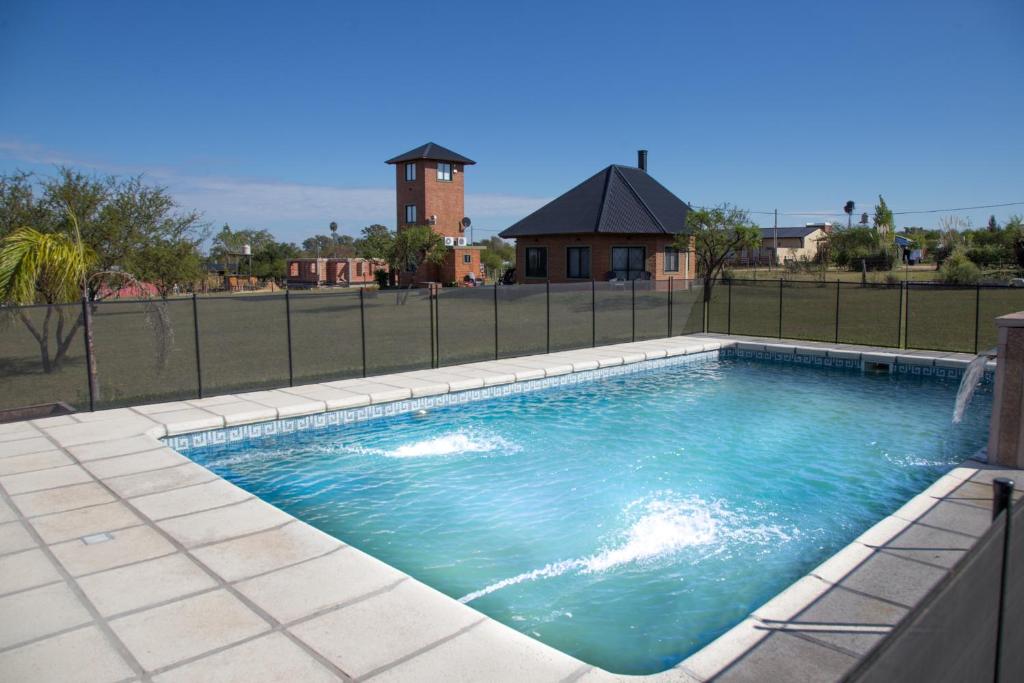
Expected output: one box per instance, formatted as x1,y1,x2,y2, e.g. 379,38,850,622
730,224,832,266
499,151,694,283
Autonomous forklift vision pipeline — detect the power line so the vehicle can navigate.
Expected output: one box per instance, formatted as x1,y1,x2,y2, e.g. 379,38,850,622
694,201,1024,219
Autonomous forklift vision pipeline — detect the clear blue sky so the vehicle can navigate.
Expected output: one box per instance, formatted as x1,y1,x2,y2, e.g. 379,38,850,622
2,0,1022,243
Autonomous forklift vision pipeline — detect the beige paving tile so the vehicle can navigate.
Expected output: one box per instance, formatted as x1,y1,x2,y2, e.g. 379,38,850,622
72,407,142,423
110,589,269,672
0,449,71,476
0,464,92,495
0,520,36,555
51,525,176,577
67,434,165,462
145,408,224,435
104,462,218,499
291,579,481,678
131,478,251,521
320,380,412,403
282,384,373,410
0,497,15,523
0,422,42,441
0,581,92,649
185,395,243,409
153,631,340,683
0,436,55,458
29,501,142,545
0,625,135,683
132,400,198,415
0,548,63,595
11,481,116,517
43,415,157,447
235,547,405,624
157,498,291,548
201,400,279,426
235,390,326,417
368,618,582,683
84,447,189,479
29,414,77,428
190,521,341,582
78,553,218,617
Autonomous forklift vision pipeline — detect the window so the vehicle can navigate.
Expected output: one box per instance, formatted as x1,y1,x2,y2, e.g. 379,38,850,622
611,246,646,280
405,163,416,182
664,246,679,272
437,162,452,181
405,204,417,224
289,262,298,278
525,247,547,278
566,246,591,279
356,262,363,276
463,254,472,264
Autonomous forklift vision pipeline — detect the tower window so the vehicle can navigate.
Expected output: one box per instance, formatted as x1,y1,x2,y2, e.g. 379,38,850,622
437,162,452,181
405,163,416,182
463,254,472,264
405,204,417,223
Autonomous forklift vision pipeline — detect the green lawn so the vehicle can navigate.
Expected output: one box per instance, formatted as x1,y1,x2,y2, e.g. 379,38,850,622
1,281,1021,412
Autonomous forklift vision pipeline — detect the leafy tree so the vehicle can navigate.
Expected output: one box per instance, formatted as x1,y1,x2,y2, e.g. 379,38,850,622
131,239,203,297
987,215,1000,232
301,234,354,258
474,236,515,279
0,172,53,238
873,195,895,235
673,205,760,302
389,226,445,287
209,225,275,270
251,240,301,280
355,224,394,261
940,249,981,284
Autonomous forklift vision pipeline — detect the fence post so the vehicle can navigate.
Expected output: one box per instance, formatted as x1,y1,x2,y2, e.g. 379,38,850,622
546,280,551,354
974,284,981,354
778,278,783,339
191,293,203,399
428,287,436,369
80,297,97,412
834,280,841,343
901,282,908,349
359,288,367,377
727,279,733,335
493,283,499,360
284,290,294,387
631,278,636,342
591,279,596,348
667,277,673,338
993,476,1015,683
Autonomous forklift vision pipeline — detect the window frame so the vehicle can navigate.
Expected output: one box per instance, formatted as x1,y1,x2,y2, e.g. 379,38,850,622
524,247,548,279
404,204,417,224
436,162,452,182
611,246,647,280
462,253,472,264
664,246,680,273
404,163,416,182
566,245,591,279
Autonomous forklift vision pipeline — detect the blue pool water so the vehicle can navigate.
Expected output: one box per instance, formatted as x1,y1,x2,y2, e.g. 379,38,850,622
184,355,991,674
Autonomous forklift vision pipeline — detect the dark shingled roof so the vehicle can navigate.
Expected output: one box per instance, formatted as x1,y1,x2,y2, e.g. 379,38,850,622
499,165,690,238
758,226,825,239
386,142,476,165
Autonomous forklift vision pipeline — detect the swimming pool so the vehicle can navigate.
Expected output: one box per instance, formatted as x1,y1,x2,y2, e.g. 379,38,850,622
178,351,992,675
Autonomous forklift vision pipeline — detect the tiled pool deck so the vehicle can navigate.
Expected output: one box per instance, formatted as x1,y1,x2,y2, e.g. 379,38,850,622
0,334,1020,682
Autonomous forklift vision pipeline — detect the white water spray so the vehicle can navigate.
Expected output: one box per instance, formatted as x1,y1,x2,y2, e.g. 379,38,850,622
952,349,996,424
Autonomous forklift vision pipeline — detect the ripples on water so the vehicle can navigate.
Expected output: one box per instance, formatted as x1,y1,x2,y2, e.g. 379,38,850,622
188,358,992,674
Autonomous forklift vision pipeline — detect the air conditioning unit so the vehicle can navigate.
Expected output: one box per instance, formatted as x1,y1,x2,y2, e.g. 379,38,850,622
444,236,455,247
457,237,468,247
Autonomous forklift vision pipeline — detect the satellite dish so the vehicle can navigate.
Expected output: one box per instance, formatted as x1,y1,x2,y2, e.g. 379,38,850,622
461,217,472,228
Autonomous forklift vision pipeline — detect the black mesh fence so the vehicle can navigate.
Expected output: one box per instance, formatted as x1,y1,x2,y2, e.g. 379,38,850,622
195,295,291,395
437,287,496,366
288,291,363,385
837,283,902,347
671,281,704,336
780,281,838,342
726,280,782,337
979,287,1024,353
548,282,593,352
496,283,547,358
906,284,978,353
0,303,89,411
706,281,729,333
362,288,433,375
91,299,199,409
594,281,633,345
634,280,670,341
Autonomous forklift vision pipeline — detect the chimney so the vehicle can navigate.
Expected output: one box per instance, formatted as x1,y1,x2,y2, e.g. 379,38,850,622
637,149,648,172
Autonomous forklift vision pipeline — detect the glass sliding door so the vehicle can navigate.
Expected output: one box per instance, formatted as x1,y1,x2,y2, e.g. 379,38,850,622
611,246,646,280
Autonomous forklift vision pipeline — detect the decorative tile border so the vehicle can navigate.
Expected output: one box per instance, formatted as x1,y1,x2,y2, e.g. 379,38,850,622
166,350,719,452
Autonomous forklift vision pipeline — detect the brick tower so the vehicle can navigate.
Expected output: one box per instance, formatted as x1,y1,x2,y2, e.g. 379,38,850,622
386,142,485,285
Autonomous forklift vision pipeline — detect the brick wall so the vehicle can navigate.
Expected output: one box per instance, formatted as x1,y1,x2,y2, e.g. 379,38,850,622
513,234,694,284
395,160,467,239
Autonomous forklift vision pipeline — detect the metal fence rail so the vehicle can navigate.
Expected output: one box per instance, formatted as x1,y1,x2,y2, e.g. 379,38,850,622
845,479,1021,683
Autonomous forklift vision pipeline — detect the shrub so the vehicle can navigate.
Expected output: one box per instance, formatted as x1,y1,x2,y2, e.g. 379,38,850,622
373,268,388,289
940,250,981,285
965,244,1010,267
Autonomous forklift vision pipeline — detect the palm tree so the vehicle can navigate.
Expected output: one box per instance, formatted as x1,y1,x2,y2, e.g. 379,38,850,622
0,225,95,373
